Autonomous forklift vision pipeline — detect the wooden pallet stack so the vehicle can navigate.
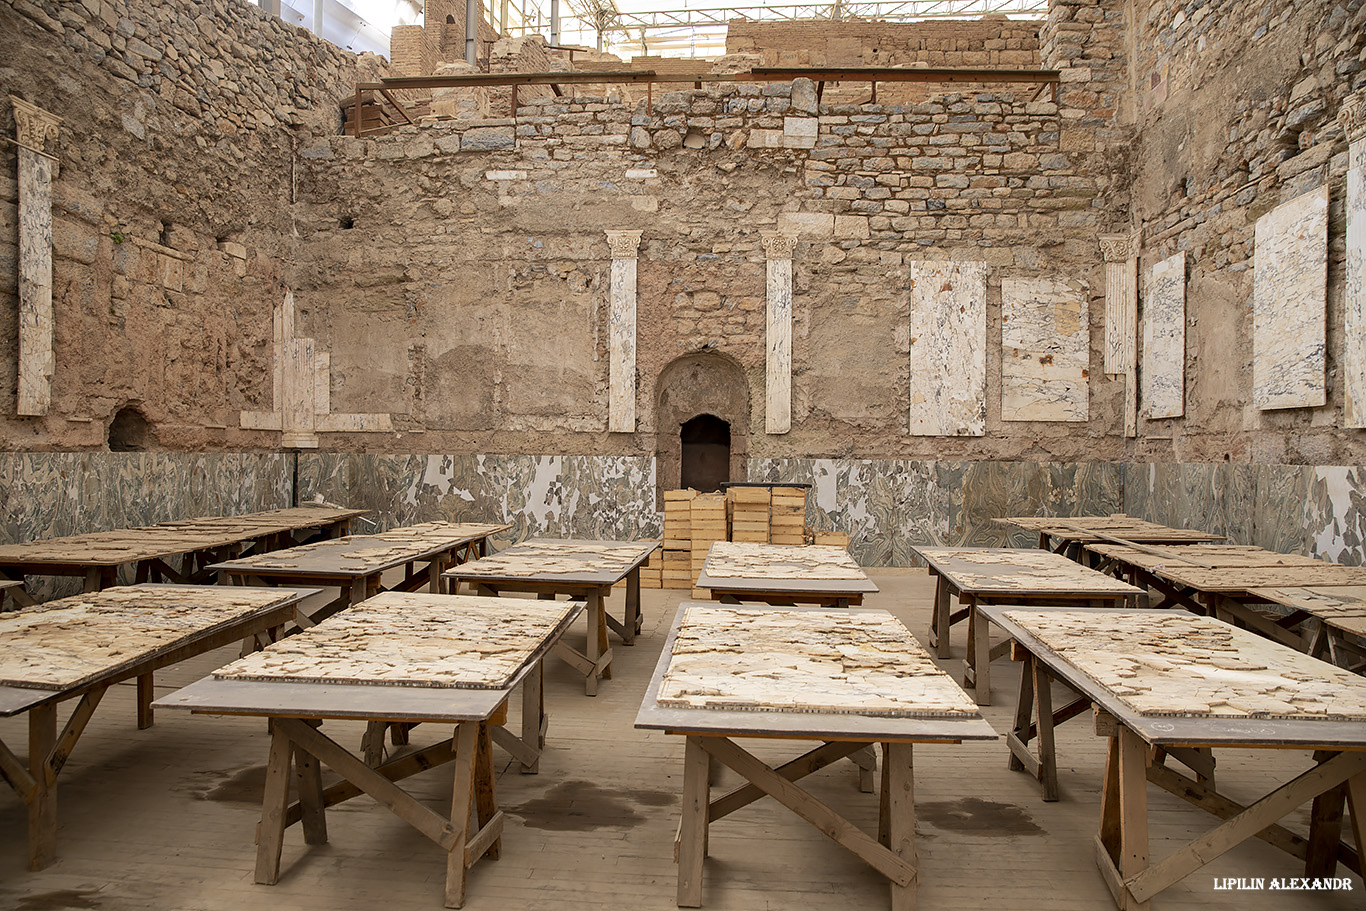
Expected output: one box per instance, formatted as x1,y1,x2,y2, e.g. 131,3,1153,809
769,487,807,545
690,493,728,597
813,530,851,549
727,487,771,543
662,489,696,590
639,549,663,589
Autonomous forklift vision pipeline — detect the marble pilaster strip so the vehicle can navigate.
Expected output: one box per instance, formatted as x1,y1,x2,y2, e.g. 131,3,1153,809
1343,95,1366,428
907,261,987,436
762,231,796,435
1100,234,1138,376
605,230,642,433
1142,251,1186,419
1253,186,1329,411
11,97,61,417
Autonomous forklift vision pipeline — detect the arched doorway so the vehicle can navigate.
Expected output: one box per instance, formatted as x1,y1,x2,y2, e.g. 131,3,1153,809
680,414,730,492
655,351,750,502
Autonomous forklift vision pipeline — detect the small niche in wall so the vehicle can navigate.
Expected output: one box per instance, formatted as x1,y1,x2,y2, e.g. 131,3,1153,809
340,216,355,229
108,406,156,452
158,220,172,247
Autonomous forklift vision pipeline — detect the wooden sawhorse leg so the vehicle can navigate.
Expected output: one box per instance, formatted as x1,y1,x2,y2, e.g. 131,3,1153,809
258,718,503,909
1005,652,1089,801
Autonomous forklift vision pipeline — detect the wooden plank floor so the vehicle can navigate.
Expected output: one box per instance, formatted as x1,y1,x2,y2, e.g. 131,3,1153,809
1,569,1361,910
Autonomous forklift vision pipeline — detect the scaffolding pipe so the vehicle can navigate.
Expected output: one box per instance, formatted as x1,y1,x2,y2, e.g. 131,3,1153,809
550,0,560,46
466,0,479,64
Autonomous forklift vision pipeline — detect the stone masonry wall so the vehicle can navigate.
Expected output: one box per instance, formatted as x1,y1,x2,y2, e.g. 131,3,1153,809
0,0,389,451
289,77,1131,461
725,17,1041,68
1126,0,1366,463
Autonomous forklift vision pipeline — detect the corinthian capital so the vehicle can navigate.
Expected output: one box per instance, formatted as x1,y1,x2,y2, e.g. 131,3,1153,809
1099,233,1139,262
760,231,798,260
9,96,61,151
605,230,643,259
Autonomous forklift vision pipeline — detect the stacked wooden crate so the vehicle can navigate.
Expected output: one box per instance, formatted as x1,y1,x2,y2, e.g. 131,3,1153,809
769,486,807,545
814,530,851,549
690,493,728,598
662,489,696,590
728,487,771,543
639,548,663,588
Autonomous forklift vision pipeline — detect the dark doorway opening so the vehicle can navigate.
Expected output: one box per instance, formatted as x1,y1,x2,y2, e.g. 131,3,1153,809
680,414,730,492
108,406,155,451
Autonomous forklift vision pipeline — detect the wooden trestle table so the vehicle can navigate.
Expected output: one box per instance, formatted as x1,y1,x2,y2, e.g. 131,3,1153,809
694,540,879,608
211,521,510,626
1085,543,1366,653
982,604,1366,909
997,513,1225,562
444,538,660,696
1245,585,1366,670
636,603,996,910
155,592,583,909
0,583,315,870
915,546,1142,704
0,505,367,592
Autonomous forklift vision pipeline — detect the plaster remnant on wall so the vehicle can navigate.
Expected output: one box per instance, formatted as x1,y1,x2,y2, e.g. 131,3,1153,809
762,231,797,435
11,96,61,417
605,230,642,433
1343,95,1366,429
907,261,986,437
1001,277,1089,423
1253,186,1328,411
1143,251,1186,421
484,170,527,180
239,290,394,448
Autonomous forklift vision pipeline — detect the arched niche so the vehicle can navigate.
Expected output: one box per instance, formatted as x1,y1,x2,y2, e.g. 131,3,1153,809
655,351,750,501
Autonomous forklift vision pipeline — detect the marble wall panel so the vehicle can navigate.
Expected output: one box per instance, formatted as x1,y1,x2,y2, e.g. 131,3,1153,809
297,453,659,549
906,261,987,436
1304,466,1366,564
1142,252,1186,419
1000,278,1090,422
1249,464,1312,554
1253,186,1329,410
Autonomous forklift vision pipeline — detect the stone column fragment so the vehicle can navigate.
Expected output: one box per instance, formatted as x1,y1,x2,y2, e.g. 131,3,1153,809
10,97,61,416
762,231,797,435
1342,94,1366,428
605,230,642,433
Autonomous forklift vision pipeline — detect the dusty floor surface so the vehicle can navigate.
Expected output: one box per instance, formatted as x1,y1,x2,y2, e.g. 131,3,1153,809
1,569,1362,910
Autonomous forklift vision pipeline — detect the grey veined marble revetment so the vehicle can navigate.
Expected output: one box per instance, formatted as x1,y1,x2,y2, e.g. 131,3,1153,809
1000,277,1089,422
906,261,987,436
1143,251,1186,419
1253,185,1328,411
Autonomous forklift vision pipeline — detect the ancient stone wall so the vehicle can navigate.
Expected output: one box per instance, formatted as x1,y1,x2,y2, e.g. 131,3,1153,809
288,78,1130,462
725,17,1041,68
0,0,389,451
1125,0,1366,463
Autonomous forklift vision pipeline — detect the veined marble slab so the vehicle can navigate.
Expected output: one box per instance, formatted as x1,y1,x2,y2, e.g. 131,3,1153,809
907,261,987,436
1253,186,1328,410
1142,251,1186,419
1000,277,1089,422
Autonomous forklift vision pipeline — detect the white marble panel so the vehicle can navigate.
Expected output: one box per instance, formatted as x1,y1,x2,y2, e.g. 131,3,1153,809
1253,186,1328,410
907,261,986,436
1000,277,1089,422
1346,136,1366,427
16,149,53,416
1142,251,1186,419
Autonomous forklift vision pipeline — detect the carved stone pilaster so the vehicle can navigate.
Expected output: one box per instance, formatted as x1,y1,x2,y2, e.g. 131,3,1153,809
605,231,642,432
760,232,797,434
1098,233,1138,263
11,97,61,416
